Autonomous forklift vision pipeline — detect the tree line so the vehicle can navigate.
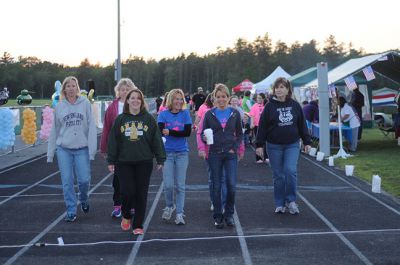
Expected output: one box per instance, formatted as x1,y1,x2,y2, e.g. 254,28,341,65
0,34,368,99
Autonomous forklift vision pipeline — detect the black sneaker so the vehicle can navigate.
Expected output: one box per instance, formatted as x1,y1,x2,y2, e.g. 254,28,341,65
81,202,90,213
64,213,77,222
214,218,224,229
225,216,235,227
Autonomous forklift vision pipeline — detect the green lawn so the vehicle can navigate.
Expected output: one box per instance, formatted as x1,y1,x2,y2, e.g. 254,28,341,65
333,128,400,198
3,99,52,107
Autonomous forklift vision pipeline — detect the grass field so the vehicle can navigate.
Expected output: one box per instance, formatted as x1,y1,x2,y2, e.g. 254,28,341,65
333,128,400,198
3,99,52,107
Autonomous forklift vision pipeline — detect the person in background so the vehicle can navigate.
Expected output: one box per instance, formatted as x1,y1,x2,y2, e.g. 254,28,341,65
249,93,268,163
158,92,169,114
195,93,214,127
339,96,360,152
47,76,97,222
242,113,254,147
155,95,163,113
229,95,244,119
255,77,311,215
198,84,244,229
241,90,253,113
100,78,136,218
351,87,364,140
192,87,206,113
302,100,319,123
184,91,191,111
157,89,192,225
107,89,166,236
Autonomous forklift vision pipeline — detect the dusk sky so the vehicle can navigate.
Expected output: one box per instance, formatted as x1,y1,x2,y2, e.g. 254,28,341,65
1,0,399,66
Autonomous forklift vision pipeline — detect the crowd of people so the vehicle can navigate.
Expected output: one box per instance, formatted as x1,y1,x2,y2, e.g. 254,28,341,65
48,75,346,236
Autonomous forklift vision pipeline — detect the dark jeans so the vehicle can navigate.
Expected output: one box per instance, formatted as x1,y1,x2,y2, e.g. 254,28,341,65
116,162,153,229
355,107,363,140
112,171,121,206
208,152,238,220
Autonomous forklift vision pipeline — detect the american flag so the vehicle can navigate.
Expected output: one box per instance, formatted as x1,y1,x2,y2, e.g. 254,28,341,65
362,66,375,81
344,75,358,90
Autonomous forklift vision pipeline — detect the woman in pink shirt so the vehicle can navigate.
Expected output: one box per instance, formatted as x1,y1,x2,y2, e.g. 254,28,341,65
194,93,214,128
249,93,268,163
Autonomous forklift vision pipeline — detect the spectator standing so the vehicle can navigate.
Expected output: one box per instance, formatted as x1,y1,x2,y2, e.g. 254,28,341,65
339,96,360,152
241,90,254,113
351,87,364,140
192,87,206,112
302,100,319,123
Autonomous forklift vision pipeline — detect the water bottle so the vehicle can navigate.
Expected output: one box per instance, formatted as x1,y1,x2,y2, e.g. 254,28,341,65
372,175,381,193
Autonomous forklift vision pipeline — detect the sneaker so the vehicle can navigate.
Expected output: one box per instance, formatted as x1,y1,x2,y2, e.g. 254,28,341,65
121,218,131,231
256,160,264,164
225,216,235,227
64,213,77,222
81,202,90,214
162,205,176,220
133,228,144,235
287,202,300,215
175,213,186,225
214,218,224,229
111,205,122,218
274,206,286,214
210,203,214,211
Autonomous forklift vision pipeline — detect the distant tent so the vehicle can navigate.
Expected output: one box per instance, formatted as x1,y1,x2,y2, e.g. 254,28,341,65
232,79,253,93
253,66,291,94
289,67,317,87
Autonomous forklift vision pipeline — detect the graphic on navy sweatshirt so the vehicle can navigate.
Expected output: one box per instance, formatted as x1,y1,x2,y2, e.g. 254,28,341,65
277,107,293,126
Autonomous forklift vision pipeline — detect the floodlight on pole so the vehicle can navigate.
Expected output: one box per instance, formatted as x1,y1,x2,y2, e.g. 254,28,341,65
115,0,122,82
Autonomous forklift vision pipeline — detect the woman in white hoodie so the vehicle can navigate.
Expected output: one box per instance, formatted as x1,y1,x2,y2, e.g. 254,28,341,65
47,76,97,222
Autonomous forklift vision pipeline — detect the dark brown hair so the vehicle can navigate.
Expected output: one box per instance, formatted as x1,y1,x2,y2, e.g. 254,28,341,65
272,77,293,100
123,89,148,114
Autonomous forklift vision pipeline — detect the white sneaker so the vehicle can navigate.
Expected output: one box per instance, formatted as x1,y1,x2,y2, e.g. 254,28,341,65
175,213,186,225
274,206,285,214
287,202,300,215
162,205,176,220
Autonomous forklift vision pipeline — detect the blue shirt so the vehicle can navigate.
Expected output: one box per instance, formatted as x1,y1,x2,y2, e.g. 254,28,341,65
157,109,192,152
214,108,232,128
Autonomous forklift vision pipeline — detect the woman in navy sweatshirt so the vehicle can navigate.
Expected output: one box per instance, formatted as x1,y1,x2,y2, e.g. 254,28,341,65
255,77,311,215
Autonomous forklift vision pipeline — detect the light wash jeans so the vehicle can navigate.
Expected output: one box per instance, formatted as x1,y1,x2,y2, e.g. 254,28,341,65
266,141,300,207
56,146,91,215
162,151,189,215
208,151,237,220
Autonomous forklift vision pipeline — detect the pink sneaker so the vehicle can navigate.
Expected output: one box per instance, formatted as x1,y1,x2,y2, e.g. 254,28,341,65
121,218,131,231
133,228,144,235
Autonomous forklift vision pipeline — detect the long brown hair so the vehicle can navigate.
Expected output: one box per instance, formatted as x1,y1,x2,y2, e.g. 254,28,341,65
272,77,293,100
123,89,148,114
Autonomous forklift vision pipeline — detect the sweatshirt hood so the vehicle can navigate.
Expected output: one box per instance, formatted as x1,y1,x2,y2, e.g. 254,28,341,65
62,96,87,106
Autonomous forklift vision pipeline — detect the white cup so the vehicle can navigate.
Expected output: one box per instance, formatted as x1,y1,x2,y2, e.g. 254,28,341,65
372,175,381,193
316,151,324,161
309,147,317,157
328,156,334,166
203,128,214,145
162,137,166,144
345,165,354,176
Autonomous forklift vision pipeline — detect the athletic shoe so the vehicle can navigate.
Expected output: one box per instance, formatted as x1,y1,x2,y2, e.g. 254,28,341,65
274,206,286,214
81,202,90,214
287,202,300,215
121,218,131,231
256,160,264,164
175,213,186,225
64,213,77,222
225,216,235,227
214,218,224,229
133,228,144,235
111,205,122,218
265,159,270,164
162,205,176,220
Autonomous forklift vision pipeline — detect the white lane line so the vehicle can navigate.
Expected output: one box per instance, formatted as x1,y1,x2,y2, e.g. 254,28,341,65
233,208,253,265
0,171,60,206
4,172,112,265
125,182,164,265
0,155,47,174
302,155,400,216
298,192,373,265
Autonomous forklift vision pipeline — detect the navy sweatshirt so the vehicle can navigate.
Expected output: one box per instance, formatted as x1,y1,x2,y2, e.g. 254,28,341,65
255,97,312,146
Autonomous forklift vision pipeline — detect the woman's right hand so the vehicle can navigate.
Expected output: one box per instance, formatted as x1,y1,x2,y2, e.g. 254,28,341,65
255,147,264,159
108,165,115,173
198,150,206,160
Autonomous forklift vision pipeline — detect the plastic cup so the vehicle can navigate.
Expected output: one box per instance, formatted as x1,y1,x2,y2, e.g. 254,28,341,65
316,151,324,161
204,128,214,145
309,147,317,157
345,165,354,176
328,156,334,166
162,137,166,144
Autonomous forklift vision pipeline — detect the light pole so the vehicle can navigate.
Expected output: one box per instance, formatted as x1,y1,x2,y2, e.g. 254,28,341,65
115,0,122,82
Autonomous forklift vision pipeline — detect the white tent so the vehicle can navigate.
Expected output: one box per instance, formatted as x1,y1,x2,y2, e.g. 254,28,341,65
253,66,291,94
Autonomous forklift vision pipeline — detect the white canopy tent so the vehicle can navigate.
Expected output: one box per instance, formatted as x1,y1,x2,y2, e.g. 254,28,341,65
252,66,291,94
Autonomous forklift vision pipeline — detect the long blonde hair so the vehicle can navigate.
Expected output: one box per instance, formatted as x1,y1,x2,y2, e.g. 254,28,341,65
60,76,80,100
166,89,186,110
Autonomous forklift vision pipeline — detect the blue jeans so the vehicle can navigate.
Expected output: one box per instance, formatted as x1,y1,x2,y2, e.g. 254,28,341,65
162,151,189,214
206,160,227,210
266,141,300,207
208,152,237,220
56,146,91,215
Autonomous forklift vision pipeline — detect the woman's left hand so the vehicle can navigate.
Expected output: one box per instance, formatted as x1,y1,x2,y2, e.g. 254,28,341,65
238,153,244,161
162,129,169,136
304,145,311,154
156,164,163,171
